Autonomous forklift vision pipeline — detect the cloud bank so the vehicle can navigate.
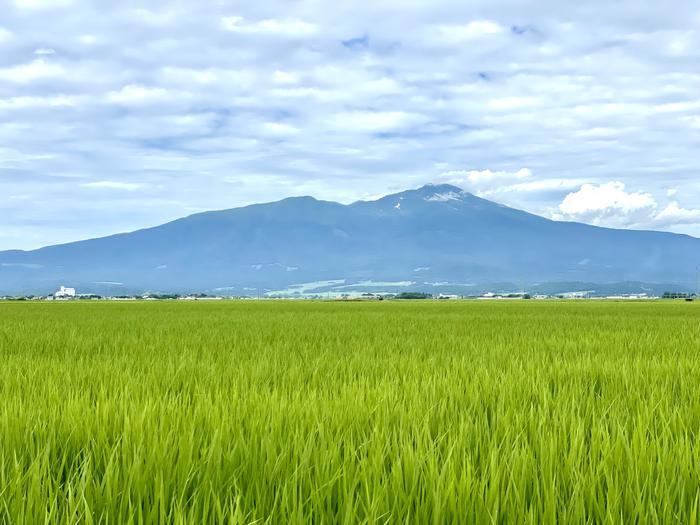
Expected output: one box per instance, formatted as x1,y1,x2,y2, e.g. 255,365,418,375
1,0,700,248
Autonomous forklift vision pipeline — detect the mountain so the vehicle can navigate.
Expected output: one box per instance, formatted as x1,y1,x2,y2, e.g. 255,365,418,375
1,184,698,296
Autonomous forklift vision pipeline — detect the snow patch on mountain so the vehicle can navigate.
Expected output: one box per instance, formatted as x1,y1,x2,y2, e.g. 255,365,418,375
337,280,415,289
425,191,464,202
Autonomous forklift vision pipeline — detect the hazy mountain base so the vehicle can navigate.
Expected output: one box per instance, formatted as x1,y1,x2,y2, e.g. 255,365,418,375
1,280,693,299
259,280,694,299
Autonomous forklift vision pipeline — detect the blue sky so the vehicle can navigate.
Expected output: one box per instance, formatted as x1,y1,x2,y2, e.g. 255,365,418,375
1,0,700,250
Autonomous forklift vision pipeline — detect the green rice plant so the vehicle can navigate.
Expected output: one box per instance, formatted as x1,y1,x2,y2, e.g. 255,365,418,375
0,300,699,523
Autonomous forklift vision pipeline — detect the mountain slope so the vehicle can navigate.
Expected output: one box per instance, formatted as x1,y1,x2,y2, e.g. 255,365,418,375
1,184,698,295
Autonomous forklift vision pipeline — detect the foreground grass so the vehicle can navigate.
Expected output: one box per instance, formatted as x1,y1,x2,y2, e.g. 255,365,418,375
1,300,700,523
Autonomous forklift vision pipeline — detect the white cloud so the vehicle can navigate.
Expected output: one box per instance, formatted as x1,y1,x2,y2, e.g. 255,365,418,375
160,67,254,88
553,182,700,230
272,70,299,84
655,202,700,226
438,168,532,188
110,113,217,140
3,0,700,248
327,111,428,133
559,182,655,216
435,20,505,42
487,97,541,111
105,84,173,105
0,59,65,83
500,179,586,193
259,122,301,136
81,181,145,191
554,182,657,227
221,16,317,36
0,95,81,109
13,0,74,8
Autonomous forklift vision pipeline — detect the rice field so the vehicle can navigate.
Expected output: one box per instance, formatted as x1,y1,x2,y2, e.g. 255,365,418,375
1,300,700,523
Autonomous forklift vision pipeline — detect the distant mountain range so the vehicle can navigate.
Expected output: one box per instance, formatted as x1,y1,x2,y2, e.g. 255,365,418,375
1,184,699,296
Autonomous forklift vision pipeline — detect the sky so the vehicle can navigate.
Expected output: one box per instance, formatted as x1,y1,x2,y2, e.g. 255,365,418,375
1,0,700,250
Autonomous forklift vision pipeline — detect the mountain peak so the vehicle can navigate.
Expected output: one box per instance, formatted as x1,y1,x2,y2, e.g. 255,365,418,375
353,183,475,209
386,183,467,200
416,183,464,195
418,183,468,202
399,183,477,204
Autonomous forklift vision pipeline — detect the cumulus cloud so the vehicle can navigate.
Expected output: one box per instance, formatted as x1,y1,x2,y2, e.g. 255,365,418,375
553,182,700,230
559,182,655,217
654,202,700,226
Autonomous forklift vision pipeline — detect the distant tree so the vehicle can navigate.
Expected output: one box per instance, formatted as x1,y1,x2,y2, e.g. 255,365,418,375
663,292,689,300
144,294,180,300
395,292,432,300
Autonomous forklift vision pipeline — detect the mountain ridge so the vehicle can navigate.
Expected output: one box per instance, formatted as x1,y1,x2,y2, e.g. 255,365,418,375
1,184,698,295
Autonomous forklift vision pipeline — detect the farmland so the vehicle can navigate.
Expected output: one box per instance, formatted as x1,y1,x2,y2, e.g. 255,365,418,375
1,300,700,523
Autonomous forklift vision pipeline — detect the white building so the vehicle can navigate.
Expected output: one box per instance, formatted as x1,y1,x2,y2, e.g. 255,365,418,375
55,286,76,298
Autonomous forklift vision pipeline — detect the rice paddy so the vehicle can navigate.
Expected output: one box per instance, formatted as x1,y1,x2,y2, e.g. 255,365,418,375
1,300,699,523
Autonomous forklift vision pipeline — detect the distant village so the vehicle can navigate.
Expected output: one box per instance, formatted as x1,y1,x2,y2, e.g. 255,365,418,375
0,286,696,302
